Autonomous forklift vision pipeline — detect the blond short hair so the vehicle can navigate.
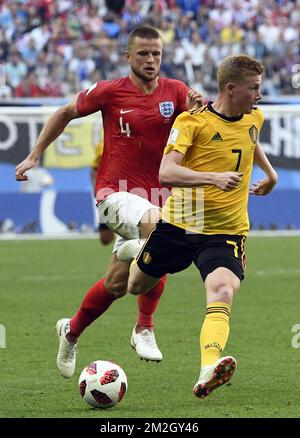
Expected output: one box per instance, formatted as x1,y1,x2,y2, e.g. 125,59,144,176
218,55,264,91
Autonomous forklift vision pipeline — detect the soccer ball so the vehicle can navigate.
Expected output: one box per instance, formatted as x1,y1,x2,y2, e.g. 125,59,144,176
78,360,127,409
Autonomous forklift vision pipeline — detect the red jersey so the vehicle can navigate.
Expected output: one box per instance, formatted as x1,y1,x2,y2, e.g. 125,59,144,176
76,76,189,206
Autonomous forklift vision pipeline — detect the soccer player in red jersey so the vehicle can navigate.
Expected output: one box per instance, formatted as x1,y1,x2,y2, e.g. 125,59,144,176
15,26,202,378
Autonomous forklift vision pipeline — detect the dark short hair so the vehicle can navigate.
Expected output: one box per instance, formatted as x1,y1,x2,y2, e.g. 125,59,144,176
127,25,162,50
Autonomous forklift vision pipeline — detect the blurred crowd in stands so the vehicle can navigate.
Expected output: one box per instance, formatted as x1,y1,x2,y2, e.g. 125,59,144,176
0,0,299,99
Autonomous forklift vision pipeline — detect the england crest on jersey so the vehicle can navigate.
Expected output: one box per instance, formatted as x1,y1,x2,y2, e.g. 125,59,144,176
159,101,174,118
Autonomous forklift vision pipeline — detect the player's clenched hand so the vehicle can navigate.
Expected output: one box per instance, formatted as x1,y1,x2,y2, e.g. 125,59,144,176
186,89,203,111
15,157,38,181
214,172,243,191
250,176,277,196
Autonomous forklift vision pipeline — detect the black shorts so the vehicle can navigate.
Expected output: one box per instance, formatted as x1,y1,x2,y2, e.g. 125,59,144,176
136,220,246,281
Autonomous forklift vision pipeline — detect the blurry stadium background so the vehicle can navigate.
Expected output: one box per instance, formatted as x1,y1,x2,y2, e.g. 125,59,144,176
1,0,300,235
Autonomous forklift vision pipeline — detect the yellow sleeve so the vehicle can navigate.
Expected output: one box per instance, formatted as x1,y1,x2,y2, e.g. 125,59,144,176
92,141,104,169
164,112,197,156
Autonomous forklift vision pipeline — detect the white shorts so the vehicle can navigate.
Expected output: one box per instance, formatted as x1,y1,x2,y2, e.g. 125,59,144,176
97,192,159,253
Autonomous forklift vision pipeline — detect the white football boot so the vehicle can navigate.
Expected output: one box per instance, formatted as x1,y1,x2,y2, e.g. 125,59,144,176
117,239,145,261
131,324,163,362
193,356,237,399
56,318,77,378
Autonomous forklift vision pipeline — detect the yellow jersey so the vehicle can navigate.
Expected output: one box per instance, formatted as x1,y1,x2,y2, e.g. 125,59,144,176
162,103,264,235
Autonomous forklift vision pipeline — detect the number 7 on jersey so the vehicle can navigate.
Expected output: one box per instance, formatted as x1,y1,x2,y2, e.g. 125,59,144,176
232,149,242,171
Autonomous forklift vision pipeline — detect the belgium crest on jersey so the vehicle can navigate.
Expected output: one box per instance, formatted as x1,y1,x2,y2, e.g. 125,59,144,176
143,252,152,264
159,101,174,118
249,125,258,144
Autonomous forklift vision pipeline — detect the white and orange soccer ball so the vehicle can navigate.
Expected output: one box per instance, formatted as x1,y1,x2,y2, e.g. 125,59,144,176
78,360,127,409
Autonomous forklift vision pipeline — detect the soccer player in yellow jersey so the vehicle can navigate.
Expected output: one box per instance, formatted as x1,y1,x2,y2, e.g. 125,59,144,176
126,55,278,399
91,141,115,245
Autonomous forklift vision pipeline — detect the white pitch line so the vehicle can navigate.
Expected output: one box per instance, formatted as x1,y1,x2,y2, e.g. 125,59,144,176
1,230,300,241
254,269,300,276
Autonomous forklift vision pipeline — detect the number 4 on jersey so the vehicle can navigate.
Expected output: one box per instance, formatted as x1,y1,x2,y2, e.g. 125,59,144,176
119,117,131,137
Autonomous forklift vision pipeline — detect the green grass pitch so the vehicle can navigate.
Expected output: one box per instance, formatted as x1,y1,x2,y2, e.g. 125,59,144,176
0,236,299,418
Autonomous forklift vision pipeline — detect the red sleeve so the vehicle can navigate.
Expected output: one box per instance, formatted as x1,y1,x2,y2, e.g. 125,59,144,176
76,81,112,116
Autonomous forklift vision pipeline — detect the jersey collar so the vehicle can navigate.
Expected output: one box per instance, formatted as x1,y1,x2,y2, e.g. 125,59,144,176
126,76,160,95
207,101,244,122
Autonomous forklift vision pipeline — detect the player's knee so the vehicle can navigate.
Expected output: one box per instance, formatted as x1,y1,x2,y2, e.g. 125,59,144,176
214,279,240,302
213,287,234,303
104,277,127,298
207,268,240,303
127,279,146,296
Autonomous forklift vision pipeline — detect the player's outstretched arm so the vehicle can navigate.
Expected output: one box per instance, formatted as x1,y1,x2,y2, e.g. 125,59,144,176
159,150,243,191
15,100,80,181
250,142,278,196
